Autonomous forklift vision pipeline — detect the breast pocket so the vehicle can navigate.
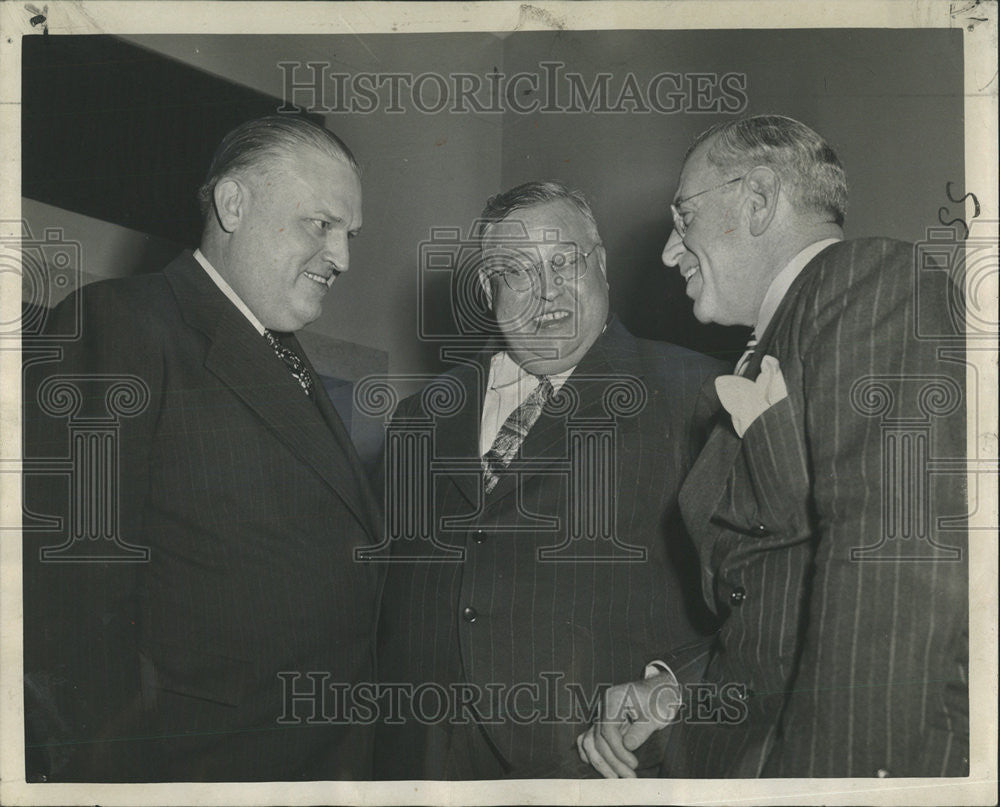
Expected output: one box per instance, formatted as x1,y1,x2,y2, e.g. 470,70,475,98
708,396,811,540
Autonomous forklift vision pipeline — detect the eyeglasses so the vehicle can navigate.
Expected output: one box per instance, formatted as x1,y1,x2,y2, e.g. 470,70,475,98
670,174,747,238
487,242,603,294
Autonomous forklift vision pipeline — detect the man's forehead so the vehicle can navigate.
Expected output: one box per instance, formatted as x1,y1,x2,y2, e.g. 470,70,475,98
262,149,362,216
674,141,716,202
271,148,359,188
483,199,594,248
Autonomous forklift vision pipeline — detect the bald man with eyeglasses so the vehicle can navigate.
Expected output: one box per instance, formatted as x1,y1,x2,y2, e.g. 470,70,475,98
374,180,725,779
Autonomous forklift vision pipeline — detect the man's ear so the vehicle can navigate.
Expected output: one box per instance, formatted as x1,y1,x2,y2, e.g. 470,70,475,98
744,166,780,237
213,177,246,234
594,243,608,282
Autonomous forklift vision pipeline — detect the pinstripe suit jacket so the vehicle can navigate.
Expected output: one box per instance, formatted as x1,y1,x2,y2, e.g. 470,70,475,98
665,238,968,778
23,252,383,781
375,318,723,778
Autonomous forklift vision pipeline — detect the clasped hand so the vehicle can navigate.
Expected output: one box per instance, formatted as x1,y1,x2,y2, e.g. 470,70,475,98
575,672,681,778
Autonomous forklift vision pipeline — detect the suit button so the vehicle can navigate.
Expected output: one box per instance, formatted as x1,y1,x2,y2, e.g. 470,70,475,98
730,586,747,605
462,606,478,623
752,523,768,536
474,530,487,544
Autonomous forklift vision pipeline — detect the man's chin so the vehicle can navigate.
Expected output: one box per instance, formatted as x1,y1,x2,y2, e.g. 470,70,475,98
693,303,742,328
691,300,717,326
508,341,582,376
270,308,321,333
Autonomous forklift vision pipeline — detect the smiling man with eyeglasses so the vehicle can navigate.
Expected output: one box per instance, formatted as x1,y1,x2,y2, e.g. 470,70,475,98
577,115,968,781
375,180,725,780
478,186,610,377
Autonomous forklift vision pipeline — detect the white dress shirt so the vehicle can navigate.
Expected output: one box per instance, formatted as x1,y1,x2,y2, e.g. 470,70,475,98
193,248,265,335
479,351,574,456
754,238,841,340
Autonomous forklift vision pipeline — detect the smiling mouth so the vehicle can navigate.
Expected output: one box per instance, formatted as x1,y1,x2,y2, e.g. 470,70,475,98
304,270,337,288
533,309,572,329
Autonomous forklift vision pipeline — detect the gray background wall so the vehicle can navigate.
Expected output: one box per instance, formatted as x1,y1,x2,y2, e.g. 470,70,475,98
499,29,965,353
23,29,964,389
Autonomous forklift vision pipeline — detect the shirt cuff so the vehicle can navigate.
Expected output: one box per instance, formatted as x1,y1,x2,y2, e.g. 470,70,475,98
643,660,682,725
644,660,677,682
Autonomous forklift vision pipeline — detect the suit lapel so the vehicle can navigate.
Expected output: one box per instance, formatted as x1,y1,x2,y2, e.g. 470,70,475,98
746,242,837,378
679,419,742,605
483,318,646,505
685,247,838,593
164,253,375,538
431,357,490,509
287,331,380,539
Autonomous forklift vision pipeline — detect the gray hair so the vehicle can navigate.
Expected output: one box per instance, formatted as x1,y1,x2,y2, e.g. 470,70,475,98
475,180,598,244
689,115,847,226
197,115,359,219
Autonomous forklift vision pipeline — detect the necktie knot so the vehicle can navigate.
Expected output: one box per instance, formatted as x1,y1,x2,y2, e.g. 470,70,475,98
531,374,555,403
264,329,314,397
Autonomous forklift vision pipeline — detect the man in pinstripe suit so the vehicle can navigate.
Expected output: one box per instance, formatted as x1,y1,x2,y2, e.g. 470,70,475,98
577,116,969,778
375,182,724,778
23,117,382,781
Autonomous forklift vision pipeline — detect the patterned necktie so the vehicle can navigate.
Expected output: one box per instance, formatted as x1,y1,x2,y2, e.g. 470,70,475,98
482,375,554,495
264,329,314,397
733,331,758,377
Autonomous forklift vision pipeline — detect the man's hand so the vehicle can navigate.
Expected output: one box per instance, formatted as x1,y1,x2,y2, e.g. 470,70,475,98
575,672,681,778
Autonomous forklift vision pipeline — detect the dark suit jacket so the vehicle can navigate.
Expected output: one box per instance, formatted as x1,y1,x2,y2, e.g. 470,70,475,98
23,252,383,781
375,317,723,778
665,238,968,777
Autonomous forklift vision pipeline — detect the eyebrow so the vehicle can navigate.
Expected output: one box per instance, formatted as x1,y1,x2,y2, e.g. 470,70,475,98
311,209,361,236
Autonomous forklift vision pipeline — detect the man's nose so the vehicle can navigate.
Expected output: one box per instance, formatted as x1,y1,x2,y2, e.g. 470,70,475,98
661,228,685,268
537,258,570,300
323,232,350,273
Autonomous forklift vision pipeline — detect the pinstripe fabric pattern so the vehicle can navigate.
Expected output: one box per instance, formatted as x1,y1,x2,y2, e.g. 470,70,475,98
23,253,383,781
376,318,724,778
668,238,968,778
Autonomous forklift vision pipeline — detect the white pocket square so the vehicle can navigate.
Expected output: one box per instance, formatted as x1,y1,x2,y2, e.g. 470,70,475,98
715,355,788,438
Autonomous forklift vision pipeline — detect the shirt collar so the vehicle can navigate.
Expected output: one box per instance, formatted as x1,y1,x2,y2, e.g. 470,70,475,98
193,248,266,336
488,350,575,393
487,316,612,392
755,238,840,338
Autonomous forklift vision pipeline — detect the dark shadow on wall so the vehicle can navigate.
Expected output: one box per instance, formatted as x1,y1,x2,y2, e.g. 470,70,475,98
611,217,750,366
22,35,321,248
